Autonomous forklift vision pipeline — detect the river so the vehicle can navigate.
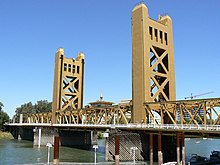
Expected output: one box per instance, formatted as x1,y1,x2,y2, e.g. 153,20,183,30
185,138,220,163
0,138,219,165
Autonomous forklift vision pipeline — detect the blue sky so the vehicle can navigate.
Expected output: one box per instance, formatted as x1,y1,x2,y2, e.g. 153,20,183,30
0,0,220,118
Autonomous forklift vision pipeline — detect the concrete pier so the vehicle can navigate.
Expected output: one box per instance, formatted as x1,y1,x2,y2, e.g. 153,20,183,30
53,136,60,165
33,127,58,146
182,133,185,165
176,133,180,165
115,135,120,165
158,132,163,165
150,133,153,165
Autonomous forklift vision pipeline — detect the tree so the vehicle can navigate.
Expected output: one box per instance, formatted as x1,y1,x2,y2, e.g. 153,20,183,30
14,100,52,122
34,100,52,113
0,102,3,111
0,102,10,129
15,102,35,115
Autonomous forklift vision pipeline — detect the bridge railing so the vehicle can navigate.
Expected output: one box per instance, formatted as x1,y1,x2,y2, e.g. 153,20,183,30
115,123,220,131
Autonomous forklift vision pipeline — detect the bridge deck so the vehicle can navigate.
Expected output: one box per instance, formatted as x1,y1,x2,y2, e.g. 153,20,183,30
7,123,220,137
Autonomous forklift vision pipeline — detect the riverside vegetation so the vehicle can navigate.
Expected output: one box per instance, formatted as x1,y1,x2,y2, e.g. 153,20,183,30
0,102,9,129
0,131,13,139
0,101,13,139
0,100,51,139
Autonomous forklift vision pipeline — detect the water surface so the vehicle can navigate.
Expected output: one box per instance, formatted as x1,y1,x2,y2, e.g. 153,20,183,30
1,138,220,165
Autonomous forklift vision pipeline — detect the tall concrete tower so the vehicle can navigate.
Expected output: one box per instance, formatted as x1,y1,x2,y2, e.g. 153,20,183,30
132,3,176,123
52,48,85,123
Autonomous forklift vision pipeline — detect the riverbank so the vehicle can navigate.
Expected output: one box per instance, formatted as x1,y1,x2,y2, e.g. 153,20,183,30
0,131,13,139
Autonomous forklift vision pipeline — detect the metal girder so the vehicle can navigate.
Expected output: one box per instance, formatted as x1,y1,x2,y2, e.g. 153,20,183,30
24,112,52,124
145,98,220,125
24,104,131,125
22,98,220,128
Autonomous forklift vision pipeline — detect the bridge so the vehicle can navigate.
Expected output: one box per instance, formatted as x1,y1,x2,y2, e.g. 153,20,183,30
18,97,220,126
6,3,220,165
9,123,220,137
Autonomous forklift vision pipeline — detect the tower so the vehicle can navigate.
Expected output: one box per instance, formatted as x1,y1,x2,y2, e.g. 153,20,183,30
132,3,176,123
52,48,85,123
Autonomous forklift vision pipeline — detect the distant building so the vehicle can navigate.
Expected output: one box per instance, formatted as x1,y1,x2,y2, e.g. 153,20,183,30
177,108,204,122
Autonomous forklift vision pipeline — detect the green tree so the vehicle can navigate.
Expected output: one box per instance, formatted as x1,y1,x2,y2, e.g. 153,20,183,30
0,102,10,129
14,100,52,122
34,100,52,113
0,102,3,111
15,102,34,115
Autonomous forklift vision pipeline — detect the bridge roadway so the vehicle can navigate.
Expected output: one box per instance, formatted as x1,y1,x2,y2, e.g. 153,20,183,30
8,123,220,137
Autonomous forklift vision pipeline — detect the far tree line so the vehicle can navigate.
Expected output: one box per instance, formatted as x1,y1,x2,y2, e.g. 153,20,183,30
14,100,52,122
0,100,51,128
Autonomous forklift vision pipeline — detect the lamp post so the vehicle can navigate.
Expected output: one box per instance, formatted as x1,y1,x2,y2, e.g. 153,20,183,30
46,143,52,164
93,145,98,164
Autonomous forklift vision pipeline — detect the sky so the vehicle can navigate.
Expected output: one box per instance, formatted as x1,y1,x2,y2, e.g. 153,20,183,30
0,0,220,118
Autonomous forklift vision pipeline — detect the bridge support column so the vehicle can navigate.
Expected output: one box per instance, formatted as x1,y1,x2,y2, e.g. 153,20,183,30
182,133,185,165
105,137,109,161
150,133,153,165
176,133,180,165
33,127,58,146
18,127,23,140
115,135,120,165
91,131,98,145
53,136,60,165
38,128,41,148
158,132,163,165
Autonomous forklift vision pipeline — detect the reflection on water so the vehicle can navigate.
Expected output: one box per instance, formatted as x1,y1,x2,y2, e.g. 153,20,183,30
0,138,219,165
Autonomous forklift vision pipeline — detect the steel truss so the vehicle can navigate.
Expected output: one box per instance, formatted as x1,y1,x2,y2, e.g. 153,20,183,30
23,98,220,126
145,98,220,125
24,104,132,125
